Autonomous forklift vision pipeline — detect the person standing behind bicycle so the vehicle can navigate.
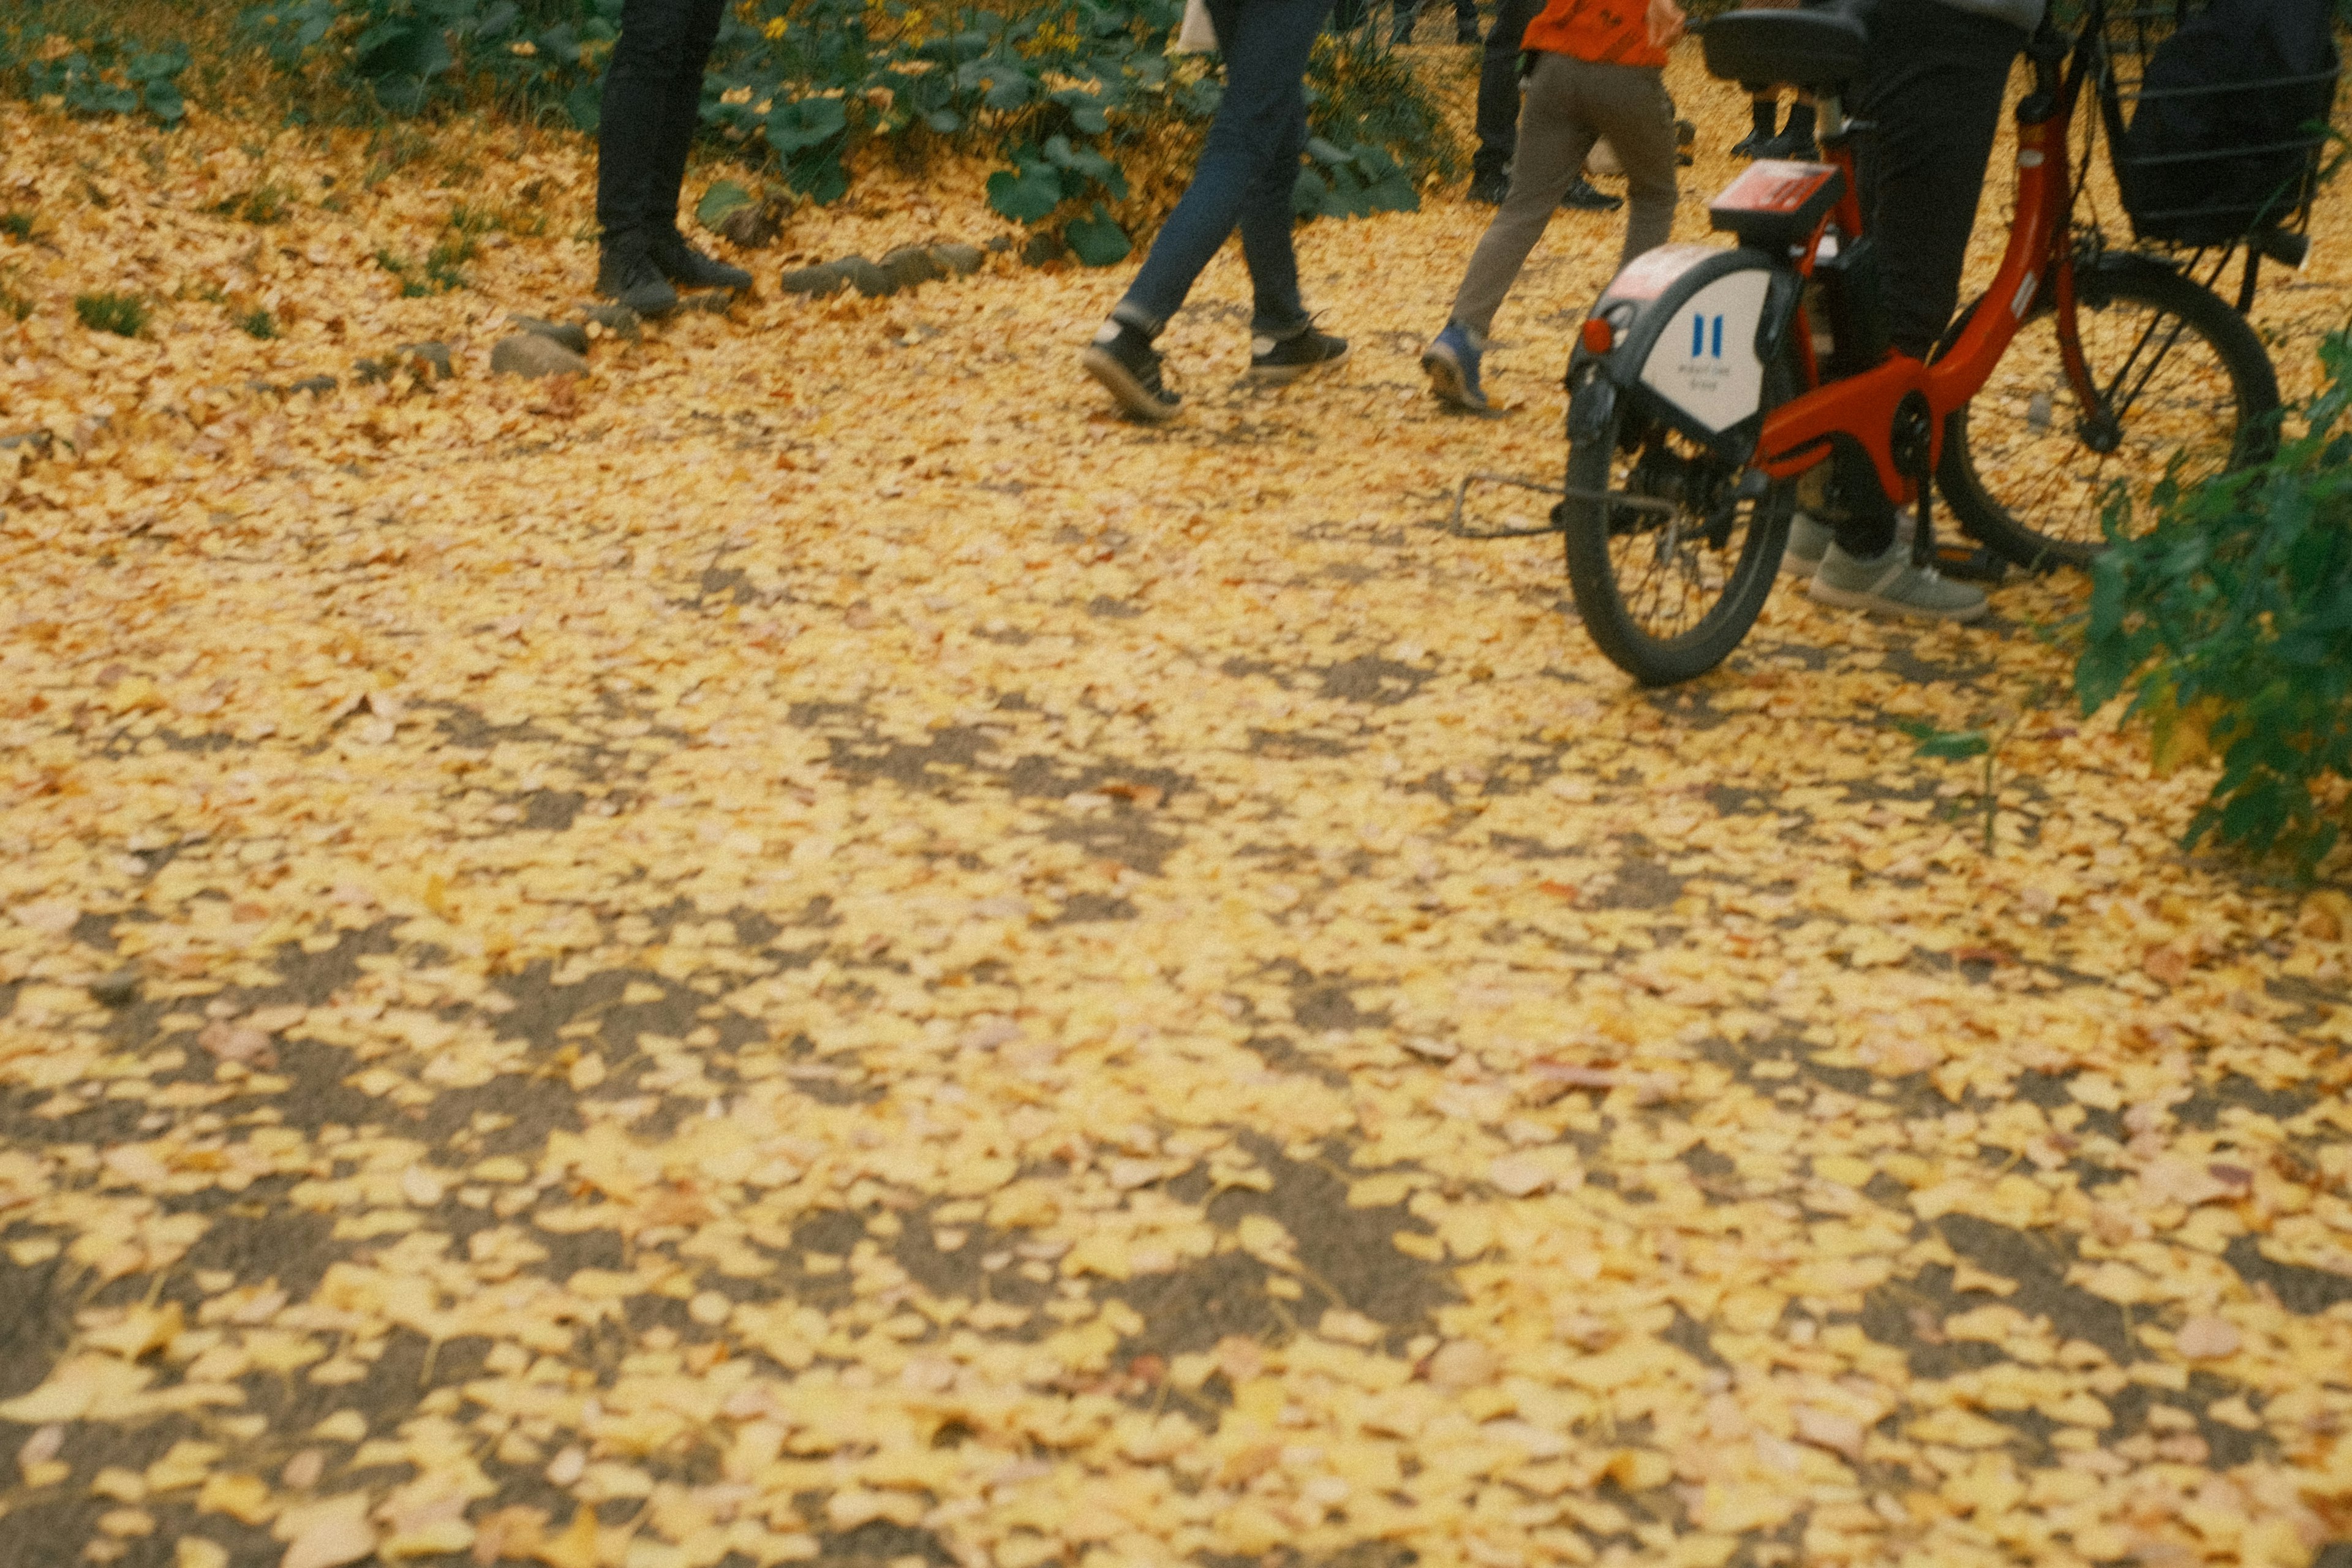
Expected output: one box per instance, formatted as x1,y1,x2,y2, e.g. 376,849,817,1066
1780,0,2041,620
1419,0,1686,412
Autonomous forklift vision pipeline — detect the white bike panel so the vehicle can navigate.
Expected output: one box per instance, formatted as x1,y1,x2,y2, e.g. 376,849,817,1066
1638,269,1771,434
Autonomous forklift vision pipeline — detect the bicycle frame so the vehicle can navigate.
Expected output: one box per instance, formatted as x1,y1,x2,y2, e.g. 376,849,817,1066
1752,20,2087,505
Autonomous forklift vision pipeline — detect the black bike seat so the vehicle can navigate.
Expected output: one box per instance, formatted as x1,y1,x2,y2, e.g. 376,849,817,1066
1700,9,1869,91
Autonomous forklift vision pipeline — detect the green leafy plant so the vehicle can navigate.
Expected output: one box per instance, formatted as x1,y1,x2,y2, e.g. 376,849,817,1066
238,0,1454,263
1895,705,2040,856
219,180,294,224
0,211,32,241
2078,326,2352,872
238,307,276,338
74,290,148,336
239,0,621,121
7,31,189,124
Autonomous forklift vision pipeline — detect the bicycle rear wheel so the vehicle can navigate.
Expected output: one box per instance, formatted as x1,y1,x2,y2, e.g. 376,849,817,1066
1561,375,1794,687
1939,254,2279,570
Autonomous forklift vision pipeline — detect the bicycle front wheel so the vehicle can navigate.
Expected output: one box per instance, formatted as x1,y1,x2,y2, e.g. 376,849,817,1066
1562,377,1793,687
1939,255,2280,571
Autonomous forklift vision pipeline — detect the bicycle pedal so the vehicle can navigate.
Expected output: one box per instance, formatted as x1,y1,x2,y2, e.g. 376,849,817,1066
1933,542,2007,584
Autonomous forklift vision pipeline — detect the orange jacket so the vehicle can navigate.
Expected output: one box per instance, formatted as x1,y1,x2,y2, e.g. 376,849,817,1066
1521,0,1668,68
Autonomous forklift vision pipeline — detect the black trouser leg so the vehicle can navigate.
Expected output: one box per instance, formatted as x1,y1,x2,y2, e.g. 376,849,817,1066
1472,0,1542,178
595,0,727,249
1825,0,2021,557
1853,0,2022,358
650,0,726,242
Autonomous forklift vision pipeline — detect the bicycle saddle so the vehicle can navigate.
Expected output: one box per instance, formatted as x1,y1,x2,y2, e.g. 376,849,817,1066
1700,9,1869,91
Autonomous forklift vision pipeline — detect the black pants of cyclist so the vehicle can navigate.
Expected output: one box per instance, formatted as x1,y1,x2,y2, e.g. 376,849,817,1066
1853,0,2027,361
1827,0,2024,555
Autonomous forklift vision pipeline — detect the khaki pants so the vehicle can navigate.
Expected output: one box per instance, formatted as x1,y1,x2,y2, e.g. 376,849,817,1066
1449,51,1678,341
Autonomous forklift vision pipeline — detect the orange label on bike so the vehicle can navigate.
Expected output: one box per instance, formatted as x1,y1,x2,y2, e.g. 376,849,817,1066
1711,160,1839,215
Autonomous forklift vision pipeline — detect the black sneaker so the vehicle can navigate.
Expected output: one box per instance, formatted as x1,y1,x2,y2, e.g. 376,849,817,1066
652,230,752,292
595,247,680,315
1757,130,1820,162
1250,322,1349,382
1082,320,1180,421
1730,127,1772,159
1468,170,1510,205
1561,178,1622,212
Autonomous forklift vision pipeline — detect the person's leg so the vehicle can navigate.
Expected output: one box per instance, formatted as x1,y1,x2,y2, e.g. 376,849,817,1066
1447,53,1598,341
1583,64,1676,271
649,0,728,244
1113,0,1330,334
595,0,688,252
1733,86,1778,157
1854,0,2022,359
1390,0,1424,45
1451,0,1483,43
1235,50,1314,339
1471,0,1543,184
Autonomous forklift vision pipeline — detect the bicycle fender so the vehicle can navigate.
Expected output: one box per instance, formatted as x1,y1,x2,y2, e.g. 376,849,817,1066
1570,244,1800,461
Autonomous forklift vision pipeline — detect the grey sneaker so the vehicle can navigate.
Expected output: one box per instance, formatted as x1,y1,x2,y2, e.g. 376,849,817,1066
1809,543,1989,622
1779,510,1832,579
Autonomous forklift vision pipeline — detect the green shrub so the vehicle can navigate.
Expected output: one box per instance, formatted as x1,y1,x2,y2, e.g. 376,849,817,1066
74,291,148,336
2077,325,2352,872
0,22,189,124
236,0,1456,263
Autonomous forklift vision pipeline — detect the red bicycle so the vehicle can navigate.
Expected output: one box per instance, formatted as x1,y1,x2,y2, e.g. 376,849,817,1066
1558,0,2282,685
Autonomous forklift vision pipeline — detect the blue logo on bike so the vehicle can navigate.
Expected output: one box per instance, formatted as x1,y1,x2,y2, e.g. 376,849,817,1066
1691,313,1725,359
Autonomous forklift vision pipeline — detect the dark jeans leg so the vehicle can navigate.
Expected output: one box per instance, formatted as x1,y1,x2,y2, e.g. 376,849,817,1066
1116,0,1332,337
596,0,726,248
1472,0,1542,179
650,0,726,240
1853,0,2022,358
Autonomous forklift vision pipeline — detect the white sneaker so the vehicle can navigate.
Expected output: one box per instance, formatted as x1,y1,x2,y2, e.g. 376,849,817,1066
1808,542,1989,622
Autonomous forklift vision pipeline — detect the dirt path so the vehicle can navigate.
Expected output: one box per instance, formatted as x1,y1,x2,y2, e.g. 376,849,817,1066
3,54,2352,1568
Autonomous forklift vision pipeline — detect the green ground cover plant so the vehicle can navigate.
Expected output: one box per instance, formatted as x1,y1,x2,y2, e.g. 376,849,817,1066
219,0,1455,259
2078,325,2352,872
73,291,149,336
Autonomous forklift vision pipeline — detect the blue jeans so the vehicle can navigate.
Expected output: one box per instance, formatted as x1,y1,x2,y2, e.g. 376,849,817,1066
1114,0,1333,339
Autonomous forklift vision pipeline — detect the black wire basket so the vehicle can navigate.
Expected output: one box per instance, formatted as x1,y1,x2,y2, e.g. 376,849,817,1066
2090,0,2341,276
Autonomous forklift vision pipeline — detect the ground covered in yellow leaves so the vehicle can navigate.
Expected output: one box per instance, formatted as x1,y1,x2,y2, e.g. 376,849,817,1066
4,40,2352,1568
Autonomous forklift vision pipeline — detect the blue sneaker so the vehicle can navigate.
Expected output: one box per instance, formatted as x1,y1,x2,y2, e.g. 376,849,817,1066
1422,323,1488,412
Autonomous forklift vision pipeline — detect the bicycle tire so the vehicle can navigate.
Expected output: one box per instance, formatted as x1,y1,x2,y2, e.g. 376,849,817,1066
1939,254,2279,571
1562,364,1795,687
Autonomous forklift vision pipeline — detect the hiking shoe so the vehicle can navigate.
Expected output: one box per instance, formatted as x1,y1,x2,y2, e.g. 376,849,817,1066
1082,319,1181,421
595,247,680,315
1561,178,1622,211
1809,542,1989,622
1250,322,1349,382
1421,322,1489,412
1779,509,1832,579
652,230,752,292
1468,170,1510,205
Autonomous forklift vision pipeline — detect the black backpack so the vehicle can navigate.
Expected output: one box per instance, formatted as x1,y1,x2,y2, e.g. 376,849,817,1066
2109,0,2340,246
